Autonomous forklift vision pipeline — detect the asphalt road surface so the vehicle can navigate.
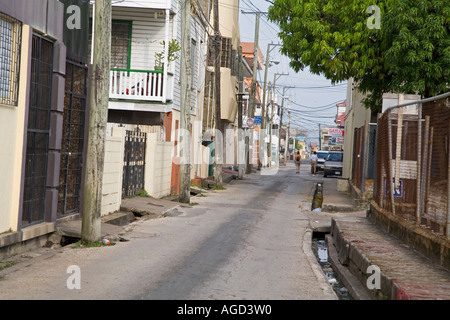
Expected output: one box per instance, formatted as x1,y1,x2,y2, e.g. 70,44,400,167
0,164,336,300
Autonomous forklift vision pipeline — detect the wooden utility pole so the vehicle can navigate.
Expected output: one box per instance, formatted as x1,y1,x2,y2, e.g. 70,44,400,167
284,110,290,165
249,13,260,119
243,12,260,173
81,0,111,244
213,0,223,187
259,43,280,170
237,46,244,179
179,0,192,203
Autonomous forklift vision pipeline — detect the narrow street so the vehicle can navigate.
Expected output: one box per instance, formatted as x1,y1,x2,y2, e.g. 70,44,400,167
0,164,336,300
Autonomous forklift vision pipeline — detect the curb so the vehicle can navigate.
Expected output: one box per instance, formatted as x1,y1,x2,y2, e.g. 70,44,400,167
325,234,372,300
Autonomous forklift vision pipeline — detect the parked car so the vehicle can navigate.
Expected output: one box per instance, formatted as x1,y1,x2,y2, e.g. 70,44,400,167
316,150,329,172
323,151,343,177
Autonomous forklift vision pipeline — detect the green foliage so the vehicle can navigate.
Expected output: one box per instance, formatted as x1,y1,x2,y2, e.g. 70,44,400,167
268,0,449,110
155,39,181,68
382,0,449,98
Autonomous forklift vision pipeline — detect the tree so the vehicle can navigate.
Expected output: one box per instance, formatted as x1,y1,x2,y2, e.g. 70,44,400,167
382,0,449,98
268,0,449,110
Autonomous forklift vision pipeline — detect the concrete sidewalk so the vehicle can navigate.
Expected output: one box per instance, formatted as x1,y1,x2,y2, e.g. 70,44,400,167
318,177,450,300
55,196,181,240
55,170,238,241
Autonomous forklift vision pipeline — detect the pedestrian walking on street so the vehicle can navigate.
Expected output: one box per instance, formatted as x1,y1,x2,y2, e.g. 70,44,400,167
294,151,301,174
310,151,318,175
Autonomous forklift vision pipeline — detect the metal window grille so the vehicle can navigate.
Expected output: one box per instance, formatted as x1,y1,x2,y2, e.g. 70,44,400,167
220,37,232,68
0,12,21,106
110,22,130,69
88,20,130,68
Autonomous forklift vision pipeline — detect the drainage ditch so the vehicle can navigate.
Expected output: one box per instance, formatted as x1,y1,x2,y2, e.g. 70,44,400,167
312,232,352,300
311,182,352,300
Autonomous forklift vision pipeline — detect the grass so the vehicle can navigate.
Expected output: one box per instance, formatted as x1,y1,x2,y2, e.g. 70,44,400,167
71,240,115,248
0,261,16,271
0,261,17,280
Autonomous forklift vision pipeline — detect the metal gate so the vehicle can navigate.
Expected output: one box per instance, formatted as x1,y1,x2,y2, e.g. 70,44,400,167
122,129,146,198
58,60,87,216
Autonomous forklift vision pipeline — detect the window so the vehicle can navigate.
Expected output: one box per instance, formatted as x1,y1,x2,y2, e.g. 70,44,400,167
190,38,197,89
206,35,232,68
220,37,232,68
88,19,131,69
0,12,21,106
110,21,132,69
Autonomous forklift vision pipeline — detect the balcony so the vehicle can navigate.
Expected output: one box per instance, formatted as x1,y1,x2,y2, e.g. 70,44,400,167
109,68,173,103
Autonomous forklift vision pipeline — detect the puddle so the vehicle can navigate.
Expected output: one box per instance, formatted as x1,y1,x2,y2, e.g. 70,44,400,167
312,235,352,300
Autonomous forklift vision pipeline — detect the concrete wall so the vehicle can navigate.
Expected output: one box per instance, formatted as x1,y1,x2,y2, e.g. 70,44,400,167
101,127,125,216
101,124,175,215
0,24,31,233
145,133,173,198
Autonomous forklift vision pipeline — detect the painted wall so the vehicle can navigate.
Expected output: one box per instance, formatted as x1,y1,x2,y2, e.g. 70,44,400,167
101,126,126,216
145,133,173,198
342,78,372,182
0,25,31,233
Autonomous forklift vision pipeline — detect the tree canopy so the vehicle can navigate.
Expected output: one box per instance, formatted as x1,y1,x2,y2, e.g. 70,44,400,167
267,0,449,110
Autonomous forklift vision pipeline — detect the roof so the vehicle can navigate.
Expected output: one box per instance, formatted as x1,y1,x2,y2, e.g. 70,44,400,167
335,113,345,127
243,77,262,103
241,42,264,70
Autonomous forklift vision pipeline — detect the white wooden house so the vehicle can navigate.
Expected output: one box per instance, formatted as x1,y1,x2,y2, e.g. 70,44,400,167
89,0,209,209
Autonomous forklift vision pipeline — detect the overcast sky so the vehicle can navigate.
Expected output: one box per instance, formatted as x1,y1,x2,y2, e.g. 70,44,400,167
238,0,348,142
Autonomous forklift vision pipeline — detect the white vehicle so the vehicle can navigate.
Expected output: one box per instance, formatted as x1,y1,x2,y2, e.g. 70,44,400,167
323,151,344,177
316,150,329,172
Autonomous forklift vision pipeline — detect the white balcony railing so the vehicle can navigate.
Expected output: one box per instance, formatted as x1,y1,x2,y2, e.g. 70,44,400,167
109,68,173,102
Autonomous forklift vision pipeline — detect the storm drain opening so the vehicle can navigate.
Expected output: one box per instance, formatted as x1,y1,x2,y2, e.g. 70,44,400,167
60,235,80,247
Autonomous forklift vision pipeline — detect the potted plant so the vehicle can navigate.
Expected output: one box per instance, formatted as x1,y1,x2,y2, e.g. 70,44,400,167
154,39,181,71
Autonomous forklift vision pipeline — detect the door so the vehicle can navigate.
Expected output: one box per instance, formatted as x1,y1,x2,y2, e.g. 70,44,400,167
58,60,87,216
22,35,53,226
122,129,147,198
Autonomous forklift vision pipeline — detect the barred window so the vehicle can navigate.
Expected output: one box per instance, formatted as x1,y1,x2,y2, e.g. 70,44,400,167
88,19,131,69
220,37,232,68
0,12,21,106
110,21,131,69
